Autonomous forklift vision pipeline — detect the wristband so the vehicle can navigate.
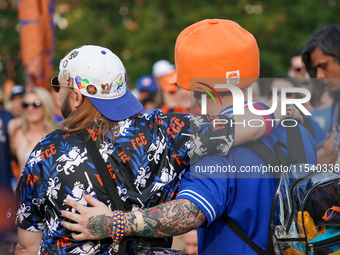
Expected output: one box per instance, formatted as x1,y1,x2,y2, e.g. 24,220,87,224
252,102,276,137
111,210,118,240
111,210,125,243
286,104,294,119
134,211,145,232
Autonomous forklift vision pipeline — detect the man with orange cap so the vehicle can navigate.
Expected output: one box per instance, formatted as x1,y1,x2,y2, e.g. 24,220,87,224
152,60,178,111
160,70,200,114
60,19,316,254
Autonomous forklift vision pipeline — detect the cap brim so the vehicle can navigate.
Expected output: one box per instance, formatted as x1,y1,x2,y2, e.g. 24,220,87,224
159,70,178,92
168,73,177,84
10,93,24,99
88,88,143,121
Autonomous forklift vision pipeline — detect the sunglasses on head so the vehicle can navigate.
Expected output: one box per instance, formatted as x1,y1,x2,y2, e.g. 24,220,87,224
51,76,74,93
22,100,42,109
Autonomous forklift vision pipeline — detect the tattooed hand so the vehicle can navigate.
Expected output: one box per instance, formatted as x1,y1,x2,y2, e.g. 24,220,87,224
87,214,113,237
60,193,114,241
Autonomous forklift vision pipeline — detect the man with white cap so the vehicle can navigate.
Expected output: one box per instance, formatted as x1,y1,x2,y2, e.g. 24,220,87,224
152,59,175,83
9,84,25,118
60,19,316,255
152,59,178,110
9,44,293,254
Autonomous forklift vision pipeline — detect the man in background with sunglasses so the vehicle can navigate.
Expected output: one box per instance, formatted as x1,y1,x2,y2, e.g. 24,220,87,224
8,45,291,255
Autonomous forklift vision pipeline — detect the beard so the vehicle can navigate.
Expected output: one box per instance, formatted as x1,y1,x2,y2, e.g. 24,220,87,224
61,92,72,119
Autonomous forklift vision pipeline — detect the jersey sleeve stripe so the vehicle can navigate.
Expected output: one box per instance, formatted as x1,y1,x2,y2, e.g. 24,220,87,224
177,189,216,221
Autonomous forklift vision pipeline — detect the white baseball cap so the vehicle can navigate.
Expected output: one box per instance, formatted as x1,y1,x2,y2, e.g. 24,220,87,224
152,59,175,78
59,45,143,121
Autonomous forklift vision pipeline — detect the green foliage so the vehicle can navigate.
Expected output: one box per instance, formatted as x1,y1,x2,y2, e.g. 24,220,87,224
0,0,24,87
2,0,340,93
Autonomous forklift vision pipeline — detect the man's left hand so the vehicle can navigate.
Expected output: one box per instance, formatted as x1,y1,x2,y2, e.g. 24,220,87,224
60,193,114,241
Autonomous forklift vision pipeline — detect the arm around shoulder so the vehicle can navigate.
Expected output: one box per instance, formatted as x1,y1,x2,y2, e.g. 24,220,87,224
61,195,206,241
232,100,303,146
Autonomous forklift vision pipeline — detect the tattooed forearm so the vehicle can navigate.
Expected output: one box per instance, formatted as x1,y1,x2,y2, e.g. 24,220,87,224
86,214,113,237
124,199,206,238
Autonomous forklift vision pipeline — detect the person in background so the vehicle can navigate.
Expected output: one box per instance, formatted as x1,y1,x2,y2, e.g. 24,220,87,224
269,74,326,144
135,75,158,113
0,108,16,254
152,59,178,109
6,85,26,192
159,70,198,114
9,85,25,118
302,24,340,165
152,60,198,114
8,87,56,179
308,80,333,134
288,50,309,79
288,50,333,136
152,59,175,88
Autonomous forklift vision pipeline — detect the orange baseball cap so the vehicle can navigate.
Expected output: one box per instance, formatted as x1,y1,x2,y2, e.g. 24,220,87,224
170,19,259,91
160,70,178,93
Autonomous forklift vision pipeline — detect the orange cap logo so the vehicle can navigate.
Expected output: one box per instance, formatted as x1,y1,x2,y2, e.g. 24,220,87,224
226,70,240,85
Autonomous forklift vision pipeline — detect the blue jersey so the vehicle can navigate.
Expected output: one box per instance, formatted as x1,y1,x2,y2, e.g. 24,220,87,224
177,124,317,255
310,105,332,134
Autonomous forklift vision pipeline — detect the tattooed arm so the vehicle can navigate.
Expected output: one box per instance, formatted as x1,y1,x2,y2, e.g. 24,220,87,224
61,193,206,241
125,199,205,238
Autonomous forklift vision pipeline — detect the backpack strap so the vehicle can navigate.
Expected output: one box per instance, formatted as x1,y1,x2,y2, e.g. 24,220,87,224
286,123,307,163
247,140,282,166
221,124,306,254
302,116,314,139
77,130,130,255
220,139,277,255
220,215,265,254
77,130,126,211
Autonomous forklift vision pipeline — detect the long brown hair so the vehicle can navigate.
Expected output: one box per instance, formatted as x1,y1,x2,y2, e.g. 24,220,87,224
57,96,119,142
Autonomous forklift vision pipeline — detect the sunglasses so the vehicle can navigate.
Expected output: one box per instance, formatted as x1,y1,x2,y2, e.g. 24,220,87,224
51,76,74,93
22,100,42,109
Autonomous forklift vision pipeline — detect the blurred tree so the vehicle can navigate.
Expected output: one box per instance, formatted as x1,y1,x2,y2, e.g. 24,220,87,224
0,0,24,95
